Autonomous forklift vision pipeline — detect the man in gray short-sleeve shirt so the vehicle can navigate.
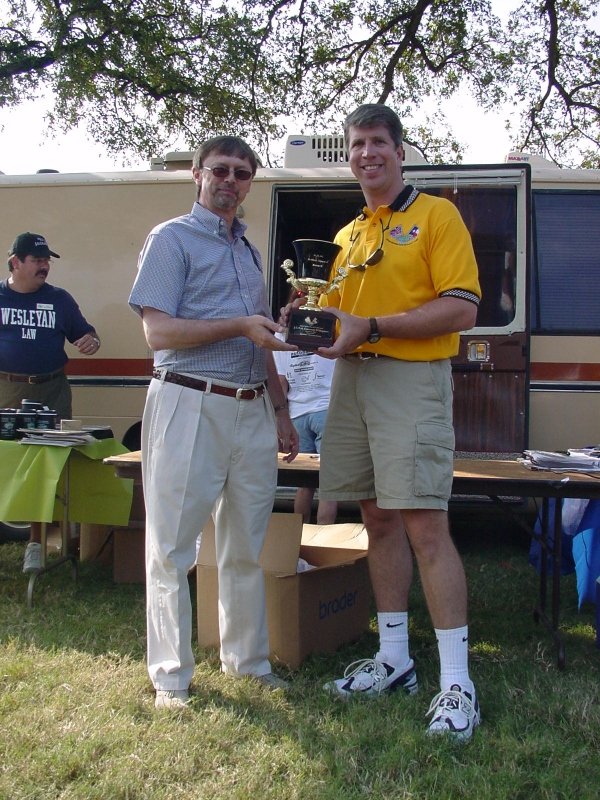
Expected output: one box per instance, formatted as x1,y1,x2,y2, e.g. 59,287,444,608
129,135,299,709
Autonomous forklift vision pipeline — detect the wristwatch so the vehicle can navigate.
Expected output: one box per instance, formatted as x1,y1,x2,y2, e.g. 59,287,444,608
367,317,381,344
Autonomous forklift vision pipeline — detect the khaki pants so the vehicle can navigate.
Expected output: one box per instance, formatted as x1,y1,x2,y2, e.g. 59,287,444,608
142,376,278,690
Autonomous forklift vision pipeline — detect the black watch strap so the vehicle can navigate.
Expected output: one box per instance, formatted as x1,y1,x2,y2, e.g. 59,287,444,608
368,317,380,342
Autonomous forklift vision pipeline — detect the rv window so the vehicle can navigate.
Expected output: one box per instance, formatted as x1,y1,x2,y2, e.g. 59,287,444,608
532,190,600,333
423,186,517,328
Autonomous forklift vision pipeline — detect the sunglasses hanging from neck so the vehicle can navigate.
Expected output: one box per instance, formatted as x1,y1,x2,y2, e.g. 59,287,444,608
345,207,395,272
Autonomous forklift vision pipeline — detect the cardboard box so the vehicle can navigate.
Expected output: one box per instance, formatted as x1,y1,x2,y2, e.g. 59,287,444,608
113,527,146,584
196,514,372,669
79,523,114,566
111,483,147,582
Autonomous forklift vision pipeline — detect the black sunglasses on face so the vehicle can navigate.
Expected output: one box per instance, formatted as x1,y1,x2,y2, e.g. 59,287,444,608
202,165,253,181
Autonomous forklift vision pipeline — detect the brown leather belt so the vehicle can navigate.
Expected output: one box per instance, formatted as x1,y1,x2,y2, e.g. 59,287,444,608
152,369,265,400
0,368,65,384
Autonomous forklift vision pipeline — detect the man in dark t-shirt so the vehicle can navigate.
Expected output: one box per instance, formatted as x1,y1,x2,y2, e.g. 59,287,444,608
1,232,101,572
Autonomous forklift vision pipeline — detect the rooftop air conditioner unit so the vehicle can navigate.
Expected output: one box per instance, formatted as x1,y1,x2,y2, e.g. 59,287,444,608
150,151,195,171
505,151,557,168
284,136,348,168
284,135,428,167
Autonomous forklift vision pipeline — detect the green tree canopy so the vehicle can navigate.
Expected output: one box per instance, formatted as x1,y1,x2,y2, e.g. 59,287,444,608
1,0,598,167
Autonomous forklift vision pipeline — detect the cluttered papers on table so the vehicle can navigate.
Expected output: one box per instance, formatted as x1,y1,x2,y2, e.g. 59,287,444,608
520,447,600,473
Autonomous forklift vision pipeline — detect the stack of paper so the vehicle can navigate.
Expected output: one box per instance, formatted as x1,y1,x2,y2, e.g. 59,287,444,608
19,429,97,447
567,447,600,458
520,449,600,472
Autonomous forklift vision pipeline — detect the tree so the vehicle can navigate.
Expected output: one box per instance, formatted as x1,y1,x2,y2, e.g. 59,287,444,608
1,0,598,167
506,1,600,168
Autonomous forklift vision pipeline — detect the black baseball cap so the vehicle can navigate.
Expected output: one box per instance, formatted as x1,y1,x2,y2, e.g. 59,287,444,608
9,232,60,259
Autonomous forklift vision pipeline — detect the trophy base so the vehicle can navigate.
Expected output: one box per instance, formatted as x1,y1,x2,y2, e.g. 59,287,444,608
286,309,336,350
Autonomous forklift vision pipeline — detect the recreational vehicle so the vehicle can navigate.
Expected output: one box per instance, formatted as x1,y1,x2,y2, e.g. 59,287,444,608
1,138,598,454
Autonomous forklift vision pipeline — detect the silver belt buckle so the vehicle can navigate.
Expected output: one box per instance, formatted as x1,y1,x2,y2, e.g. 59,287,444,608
237,387,258,400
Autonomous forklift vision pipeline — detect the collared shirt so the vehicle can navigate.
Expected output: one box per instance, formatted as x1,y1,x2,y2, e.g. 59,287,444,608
129,202,271,383
323,185,481,361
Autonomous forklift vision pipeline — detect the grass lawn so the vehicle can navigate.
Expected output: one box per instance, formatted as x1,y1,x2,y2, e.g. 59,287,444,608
0,510,598,799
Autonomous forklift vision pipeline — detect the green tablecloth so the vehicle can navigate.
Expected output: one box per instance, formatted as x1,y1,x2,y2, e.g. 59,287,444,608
0,439,133,525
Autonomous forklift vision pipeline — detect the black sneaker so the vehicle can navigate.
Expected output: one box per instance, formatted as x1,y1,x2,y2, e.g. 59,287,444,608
323,657,418,699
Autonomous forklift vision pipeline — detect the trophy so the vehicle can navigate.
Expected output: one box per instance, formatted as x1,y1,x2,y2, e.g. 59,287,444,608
280,239,346,348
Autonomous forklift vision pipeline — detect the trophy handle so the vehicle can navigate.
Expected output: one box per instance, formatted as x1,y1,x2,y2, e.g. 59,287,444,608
281,259,303,292
323,267,348,295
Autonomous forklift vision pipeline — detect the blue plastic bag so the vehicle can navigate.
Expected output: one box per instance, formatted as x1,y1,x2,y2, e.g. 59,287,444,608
571,501,600,607
528,498,575,576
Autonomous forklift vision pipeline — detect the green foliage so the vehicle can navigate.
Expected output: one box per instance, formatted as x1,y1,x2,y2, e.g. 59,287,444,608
505,0,600,166
0,0,598,166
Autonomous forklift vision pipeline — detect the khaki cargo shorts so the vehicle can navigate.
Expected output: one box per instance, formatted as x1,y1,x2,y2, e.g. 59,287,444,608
320,356,454,510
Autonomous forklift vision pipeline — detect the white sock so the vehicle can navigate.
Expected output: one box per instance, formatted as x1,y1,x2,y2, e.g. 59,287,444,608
376,611,411,670
435,625,474,694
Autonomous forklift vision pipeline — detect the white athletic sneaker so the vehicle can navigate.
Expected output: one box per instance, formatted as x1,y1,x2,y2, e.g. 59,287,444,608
426,684,481,741
324,657,418,699
23,542,42,573
154,689,190,709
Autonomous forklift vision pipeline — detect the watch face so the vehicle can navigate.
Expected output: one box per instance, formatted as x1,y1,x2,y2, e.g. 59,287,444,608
368,332,381,343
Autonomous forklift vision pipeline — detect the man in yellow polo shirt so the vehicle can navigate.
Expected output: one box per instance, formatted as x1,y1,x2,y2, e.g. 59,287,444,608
317,104,482,741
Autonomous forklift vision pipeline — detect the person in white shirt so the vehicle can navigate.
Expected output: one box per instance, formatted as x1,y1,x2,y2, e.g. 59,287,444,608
274,336,337,524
